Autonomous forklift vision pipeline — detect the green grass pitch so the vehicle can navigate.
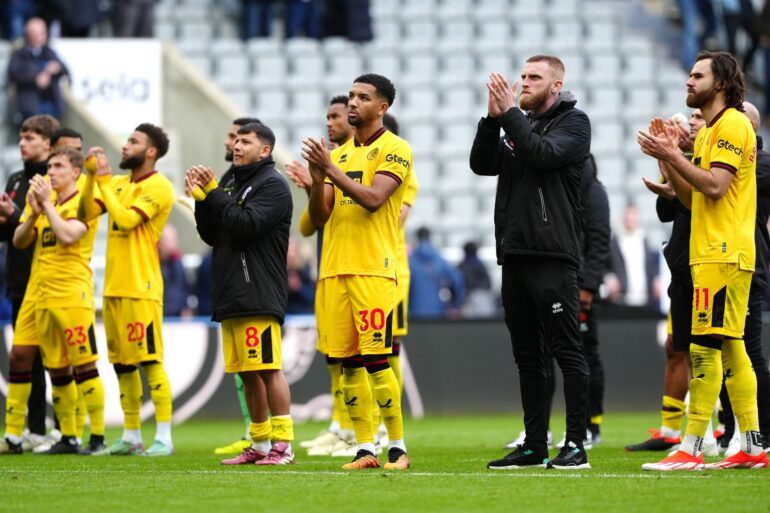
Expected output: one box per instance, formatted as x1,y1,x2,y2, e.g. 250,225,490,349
1,413,769,513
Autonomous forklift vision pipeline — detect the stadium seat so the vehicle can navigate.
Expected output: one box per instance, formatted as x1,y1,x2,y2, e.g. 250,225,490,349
250,54,288,88
623,55,656,85
254,89,289,119
476,20,511,52
509,0,544,20
436,0,473,21
363,53,400,80
413,158,438,193
401,0,437,20
179,22,213,41
246,38,284,56
288,54,325,86
285,38,321,56
401,53,439,87
513,20,546,51
548,20,583,53
215,54,251,87
585,20,617,52
590,121,624,156
593,155,627,192
327,52,364,79
587,54,621,85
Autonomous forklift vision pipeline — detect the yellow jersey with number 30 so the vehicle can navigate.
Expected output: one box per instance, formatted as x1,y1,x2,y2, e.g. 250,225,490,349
100,172,174,301
320,127,413,280
689,107,756,270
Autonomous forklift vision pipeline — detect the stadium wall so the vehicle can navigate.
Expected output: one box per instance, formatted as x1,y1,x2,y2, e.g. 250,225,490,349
5,314,768,424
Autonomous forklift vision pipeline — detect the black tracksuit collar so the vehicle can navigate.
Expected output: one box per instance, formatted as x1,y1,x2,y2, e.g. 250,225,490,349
23,159,47,178
232,157,274,187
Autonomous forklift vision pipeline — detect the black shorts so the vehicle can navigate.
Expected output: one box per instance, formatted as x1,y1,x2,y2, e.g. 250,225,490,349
668,279,693,352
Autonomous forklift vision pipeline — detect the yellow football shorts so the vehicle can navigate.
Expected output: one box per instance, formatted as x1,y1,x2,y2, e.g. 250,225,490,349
690,263,751,339
393,274,410,338
314,284,328,355
667,310,672,336
12,297,37,347
317,275,395,359
221,316,283,373
103,297,164,365
36,307,98,369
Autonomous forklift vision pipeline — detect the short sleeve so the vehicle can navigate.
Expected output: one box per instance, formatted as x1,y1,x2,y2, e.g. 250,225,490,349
402,171,419,206
709,118,751,175
376,139,413,185
131,177,174,221
18,202,32,223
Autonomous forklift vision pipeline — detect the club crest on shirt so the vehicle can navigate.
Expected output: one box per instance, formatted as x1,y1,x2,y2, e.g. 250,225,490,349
367,148,379,161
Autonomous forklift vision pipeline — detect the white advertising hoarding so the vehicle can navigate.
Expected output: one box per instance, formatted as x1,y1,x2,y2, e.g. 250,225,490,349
54,38,162,138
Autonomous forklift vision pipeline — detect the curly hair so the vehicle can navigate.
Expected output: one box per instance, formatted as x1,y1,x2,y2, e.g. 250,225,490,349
695,51,745,111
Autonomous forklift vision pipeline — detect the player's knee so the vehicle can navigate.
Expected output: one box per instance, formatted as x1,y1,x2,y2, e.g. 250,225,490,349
50,372,74,386
113,364,138,375
8,347,34,372
74,365,100,383
691,335,723,350
341,355,364,370
362,354,389,374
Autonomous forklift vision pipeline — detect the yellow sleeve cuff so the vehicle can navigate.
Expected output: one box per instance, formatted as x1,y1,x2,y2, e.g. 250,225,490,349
191,186,206,202
203,178,219,195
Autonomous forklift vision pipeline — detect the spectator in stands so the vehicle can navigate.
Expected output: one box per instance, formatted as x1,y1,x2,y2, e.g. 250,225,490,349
408,227,464,319
285,0,320,39
675,0,718,69
323,0,373,42
760,1,770,127
7,17,69,125
159,224,192,318
286,236,315,314
457,241,496,318
720,0,759,71
605,203,660,308
240,0,276,40
59,0,102,38
2,0,36,41
113,0,155,38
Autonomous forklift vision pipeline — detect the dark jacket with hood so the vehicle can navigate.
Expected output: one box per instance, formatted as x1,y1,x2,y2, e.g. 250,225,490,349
0,160,48,299
469,90,591,268
579,155,610,294
753,136,770,288
193,157,292,323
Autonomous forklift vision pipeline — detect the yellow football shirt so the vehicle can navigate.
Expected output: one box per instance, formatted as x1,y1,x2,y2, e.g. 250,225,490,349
320,127,413,279
690,107,757,270
397,171,419,278
100,172,174,301
29,191,98,308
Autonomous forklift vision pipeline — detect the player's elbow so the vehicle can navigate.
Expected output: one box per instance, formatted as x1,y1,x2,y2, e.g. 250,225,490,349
702,183,728,201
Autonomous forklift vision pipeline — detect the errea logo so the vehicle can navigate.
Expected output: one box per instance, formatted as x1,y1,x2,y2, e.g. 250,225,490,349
552,302,563,314
717,139,743,156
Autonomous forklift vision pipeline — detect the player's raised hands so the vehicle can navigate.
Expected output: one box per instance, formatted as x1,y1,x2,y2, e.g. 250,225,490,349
487,73,518,116
301,138,332,184
638,117,679,161
85,147,112,177
0,192,15,220
642,176,675,200
285,160,312,192
26,189,41,216
29,175,52,207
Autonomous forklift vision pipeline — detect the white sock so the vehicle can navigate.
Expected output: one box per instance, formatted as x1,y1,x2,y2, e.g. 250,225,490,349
358,442,377,455
705,420,715,441
679,434,703,456
155,422,173,446
5,434,21,445
252,440,271,453
660,426,680,438
388,438,407,453
339,429,355,442
123,429,142,444
328,420,341,433
739,431,764,456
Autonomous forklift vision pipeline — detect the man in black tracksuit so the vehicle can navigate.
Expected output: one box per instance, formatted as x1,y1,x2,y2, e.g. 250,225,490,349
576,155,611,442
471,56,591,470
0,114,59,449
187,122,297,464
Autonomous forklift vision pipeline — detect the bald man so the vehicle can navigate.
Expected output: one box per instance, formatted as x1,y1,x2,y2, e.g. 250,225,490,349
7,17,69,123
718,102,770,454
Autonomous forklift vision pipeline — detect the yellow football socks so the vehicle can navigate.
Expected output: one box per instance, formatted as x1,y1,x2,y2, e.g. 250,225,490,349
722,339,759,433
661,395,686,433
370,367,404,442
51,376,79,437
117,367,142,430
144,363,173,423
685,342,722,438
271,415,294,442
77,374,106,436
342,366,374,444
4,373,32,438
